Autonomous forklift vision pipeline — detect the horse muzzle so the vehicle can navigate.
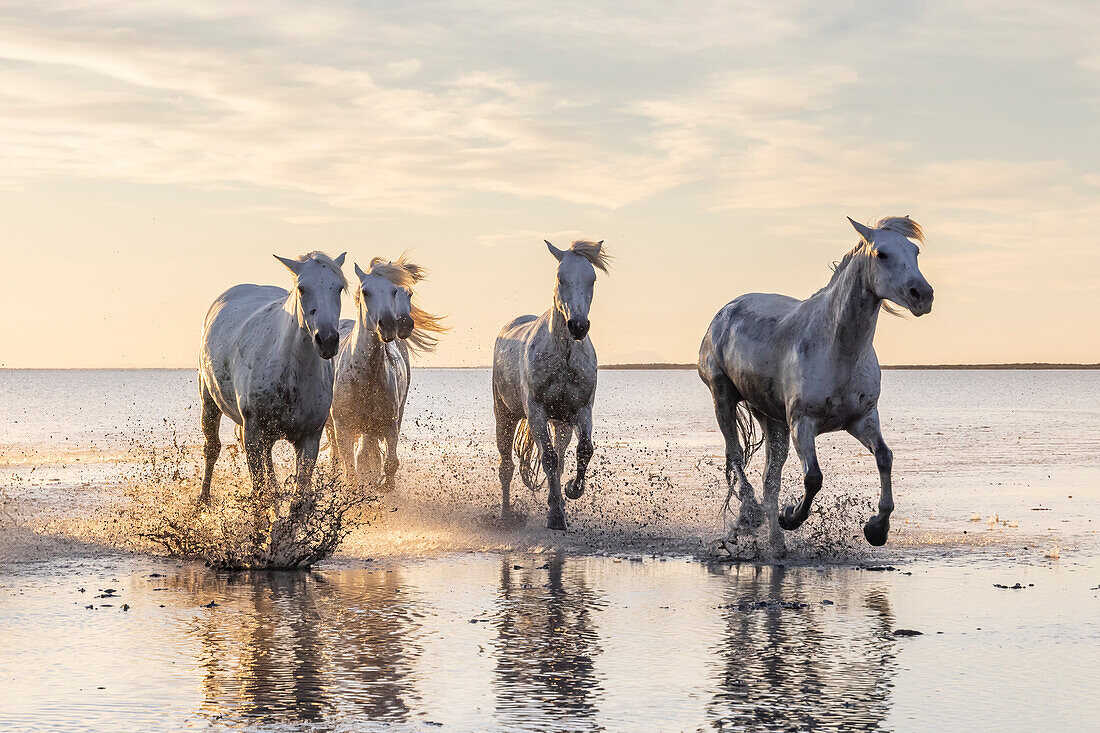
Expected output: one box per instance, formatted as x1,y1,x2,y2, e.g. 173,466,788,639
906,283,934,317
566,317,590,340
315,330,339,359
397,314,414,340
377,318,399,343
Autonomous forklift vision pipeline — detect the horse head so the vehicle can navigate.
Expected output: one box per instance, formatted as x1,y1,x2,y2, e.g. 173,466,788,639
274,251,346,359
848,217,934,316
546,239,610,340
353,262,409,343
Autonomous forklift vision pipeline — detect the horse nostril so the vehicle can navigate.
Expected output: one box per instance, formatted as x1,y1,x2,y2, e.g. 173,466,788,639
909,287,921,300
315,333,323,345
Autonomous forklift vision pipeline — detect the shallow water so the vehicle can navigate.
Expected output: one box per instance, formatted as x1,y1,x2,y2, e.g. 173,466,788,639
2,553,1098,732
3,369,1098,557
2,369,1100,730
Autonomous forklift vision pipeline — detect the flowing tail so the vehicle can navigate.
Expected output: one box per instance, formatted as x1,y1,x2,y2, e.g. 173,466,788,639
725,404,765,511
513,418,545,490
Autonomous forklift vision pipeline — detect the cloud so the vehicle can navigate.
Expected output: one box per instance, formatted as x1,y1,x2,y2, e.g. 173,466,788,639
0,1,725,213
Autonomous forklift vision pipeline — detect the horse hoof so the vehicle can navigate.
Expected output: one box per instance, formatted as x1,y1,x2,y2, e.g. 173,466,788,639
564,478,584,500
863,516,890,546
547,507,568,531
777,506,801,531
737,502,765,530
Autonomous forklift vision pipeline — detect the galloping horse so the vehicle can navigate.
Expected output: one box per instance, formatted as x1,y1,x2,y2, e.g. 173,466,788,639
198,251,347,503
329,254,446,491
698,217,933,551
493,239,610,530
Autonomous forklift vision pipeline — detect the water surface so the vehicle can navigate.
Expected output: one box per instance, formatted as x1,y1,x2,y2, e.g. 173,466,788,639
2,369,1099,730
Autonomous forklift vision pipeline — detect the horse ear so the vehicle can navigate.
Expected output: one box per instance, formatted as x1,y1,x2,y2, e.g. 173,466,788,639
597,240,604,247
545,240,565,261
334,252,346,267
847,217,876,243
354,263,367,281
274,254,302,274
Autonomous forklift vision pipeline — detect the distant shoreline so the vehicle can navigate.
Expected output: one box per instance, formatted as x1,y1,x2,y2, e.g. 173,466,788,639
3,363,1100,371
602,362,1100,371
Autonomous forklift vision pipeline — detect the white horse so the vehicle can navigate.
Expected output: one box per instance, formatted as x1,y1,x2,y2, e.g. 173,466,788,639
328,254,446,491
698,217,933,551
492,240,611,530
198,251,347,503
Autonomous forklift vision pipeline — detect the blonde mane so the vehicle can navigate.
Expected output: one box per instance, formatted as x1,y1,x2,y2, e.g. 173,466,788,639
295,250,348,290
567,239,612,273
825,215,924,315
364,252,447,354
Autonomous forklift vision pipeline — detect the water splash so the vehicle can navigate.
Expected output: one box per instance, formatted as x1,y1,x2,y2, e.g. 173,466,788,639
126,440,376,569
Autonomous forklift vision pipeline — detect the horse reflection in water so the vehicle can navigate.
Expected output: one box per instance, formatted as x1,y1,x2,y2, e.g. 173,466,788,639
176,569,419,726
491,554,605,727
705,564,897,730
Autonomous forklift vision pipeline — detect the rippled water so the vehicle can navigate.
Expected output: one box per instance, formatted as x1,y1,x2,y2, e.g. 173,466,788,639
2,369,1100,730
3,553,1098,732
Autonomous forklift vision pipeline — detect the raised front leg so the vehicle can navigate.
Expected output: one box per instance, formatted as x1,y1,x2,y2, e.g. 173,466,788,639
564,409,591,500
847,411,894,546
779,417,821,531
709,375,763,530
527,404,566,530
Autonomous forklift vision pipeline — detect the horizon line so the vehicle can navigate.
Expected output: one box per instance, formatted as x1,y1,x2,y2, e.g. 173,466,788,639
2,362,1099,371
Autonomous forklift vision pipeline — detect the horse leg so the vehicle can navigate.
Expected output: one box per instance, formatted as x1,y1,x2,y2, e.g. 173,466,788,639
550,420,572,484
779,417,821,531
565,409,592,500
292,432,321,496
381,420,400,493
528,405,565,531
198,382,221,504
357,435,382,488
264,442,277,492
847,410,894,546
710,375,763,530
242,420,270,503
761,414,791,553
332,422,357,487
494,404,520,520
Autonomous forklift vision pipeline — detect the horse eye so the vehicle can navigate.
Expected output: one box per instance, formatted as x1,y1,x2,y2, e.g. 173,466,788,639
876,251,888,261
309,309,316,315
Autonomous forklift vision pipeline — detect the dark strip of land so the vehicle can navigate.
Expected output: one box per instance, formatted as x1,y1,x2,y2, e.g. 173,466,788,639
4,363,1099,371
601,362,1100,371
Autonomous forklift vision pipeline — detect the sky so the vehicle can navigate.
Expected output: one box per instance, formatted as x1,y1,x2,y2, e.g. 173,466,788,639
2,0,1099,368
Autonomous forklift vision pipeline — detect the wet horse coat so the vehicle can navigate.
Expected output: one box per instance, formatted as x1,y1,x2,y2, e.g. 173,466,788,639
198,251,346,503
328,255,445,491
698,217,933,550
492,240,610,530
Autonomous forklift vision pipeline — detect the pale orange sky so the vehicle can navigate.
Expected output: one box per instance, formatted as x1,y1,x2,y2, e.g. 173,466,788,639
2,2,1099,368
